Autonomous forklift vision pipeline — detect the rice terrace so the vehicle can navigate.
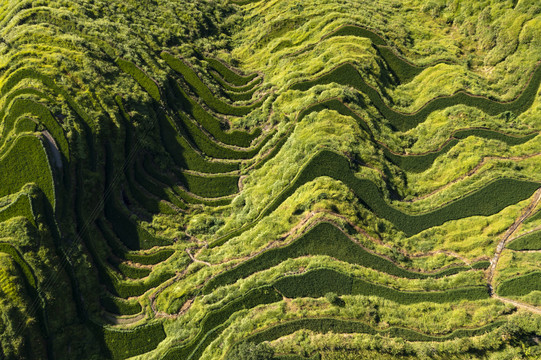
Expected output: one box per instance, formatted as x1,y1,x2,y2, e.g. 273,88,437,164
0,0,541,359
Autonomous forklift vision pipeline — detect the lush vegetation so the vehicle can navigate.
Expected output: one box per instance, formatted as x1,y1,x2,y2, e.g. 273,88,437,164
0,0,539,359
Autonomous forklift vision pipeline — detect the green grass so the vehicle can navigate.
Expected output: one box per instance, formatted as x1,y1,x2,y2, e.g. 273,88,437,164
205,57,259,87
497,271,541,297
291,63,541,131
162,52,265,116
0,135,55,209
96,219,175,265
174,170,239,199
0,191,35,226
166,79,262,148
239,318,503,349
507,230,541,250
116,58,161,101
203,222,483,294
0,242,37,289
14,117,37,133
162,286,282,360
100,293,142,315
96,321,166,359
246,150,539,237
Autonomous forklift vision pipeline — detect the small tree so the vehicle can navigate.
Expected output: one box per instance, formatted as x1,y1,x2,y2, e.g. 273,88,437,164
325,292,343,306
227,341,274,360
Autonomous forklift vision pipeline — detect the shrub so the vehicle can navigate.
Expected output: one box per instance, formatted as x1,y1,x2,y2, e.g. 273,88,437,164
226,341,274,360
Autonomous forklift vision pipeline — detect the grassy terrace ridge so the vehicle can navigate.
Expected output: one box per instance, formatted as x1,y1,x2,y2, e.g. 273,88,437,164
161,51,267,116
297,98,536,173
1,1,540,359
205,57,260,87
324,24,456,83
231,318,505,354
203,221,488,294
212,149,539,245
290,62,541,131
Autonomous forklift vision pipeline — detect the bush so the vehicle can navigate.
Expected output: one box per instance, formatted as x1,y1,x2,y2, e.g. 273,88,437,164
227,341,274,360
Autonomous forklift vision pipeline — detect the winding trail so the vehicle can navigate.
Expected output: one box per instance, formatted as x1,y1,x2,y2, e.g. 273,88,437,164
487,188,541,314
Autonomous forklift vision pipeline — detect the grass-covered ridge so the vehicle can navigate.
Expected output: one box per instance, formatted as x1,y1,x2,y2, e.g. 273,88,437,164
0,0,539,359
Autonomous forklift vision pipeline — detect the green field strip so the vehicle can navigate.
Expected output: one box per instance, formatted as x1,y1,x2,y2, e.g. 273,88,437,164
507,230,541,250
96,219,175,265
209,69,263,92
162,51,265,116
0,242,37,289
142,158,233,206
172,170,239,199
237,318,504,352
115,261,152,280
158,113,239,173
94,321,166,360
100,293,142,315
525,208,541,224
325,25,450,83
297,98,536,173
125,164,176,215
212,149,539,246
274,268,489,303
453,128,538,145
203,222,486,294
224,87,258,102
205,57,259,87
14,116,37,133
104,194,172,250
0,134,55,208
133,159,187,211
161,286,282,360
383,139,460,173
258,150,539,237
1,98,69,159
86,223,174,299
166,77,262,148
496,271,541,297
0,191,36,226
166,272,488,359
290,63,541,131
116,58,161,101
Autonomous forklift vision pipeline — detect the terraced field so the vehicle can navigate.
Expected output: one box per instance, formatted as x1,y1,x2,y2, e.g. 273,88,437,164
0,0,540,359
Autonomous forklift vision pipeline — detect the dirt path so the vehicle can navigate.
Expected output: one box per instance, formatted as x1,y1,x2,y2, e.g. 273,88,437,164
487,188,541,287
493,295,541,315
485,188,541,316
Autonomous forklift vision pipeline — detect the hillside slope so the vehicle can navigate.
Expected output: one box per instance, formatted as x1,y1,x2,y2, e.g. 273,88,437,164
0,0,539,359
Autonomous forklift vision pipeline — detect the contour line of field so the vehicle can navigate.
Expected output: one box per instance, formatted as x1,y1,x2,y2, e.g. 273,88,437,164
289,60,541,115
